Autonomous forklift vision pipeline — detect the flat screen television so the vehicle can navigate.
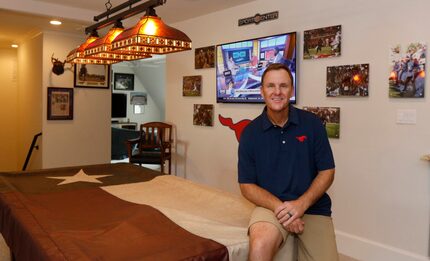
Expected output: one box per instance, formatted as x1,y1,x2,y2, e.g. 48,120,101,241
111,93,127,118
216,32,297,103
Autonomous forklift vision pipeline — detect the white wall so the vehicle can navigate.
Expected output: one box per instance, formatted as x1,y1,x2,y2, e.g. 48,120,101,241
133,60,166,121
42,31,111,168
0,49,19,171
112,60,165,125
166,0,430,260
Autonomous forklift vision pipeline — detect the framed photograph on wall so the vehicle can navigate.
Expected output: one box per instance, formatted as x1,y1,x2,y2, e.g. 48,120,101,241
130,92,147,105
302,106,340,138
114,73,135,91
303,25,341,60
74,64,110,88
389,42,425,98
193,104,214,126
326,64,369,97
47,87,73,120
195,46,215,69
183,75,202,96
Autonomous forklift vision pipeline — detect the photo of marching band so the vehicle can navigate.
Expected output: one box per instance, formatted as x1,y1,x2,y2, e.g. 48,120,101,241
389,42,425,98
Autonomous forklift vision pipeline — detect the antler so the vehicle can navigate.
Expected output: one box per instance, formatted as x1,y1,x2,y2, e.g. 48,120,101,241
51,53,58,63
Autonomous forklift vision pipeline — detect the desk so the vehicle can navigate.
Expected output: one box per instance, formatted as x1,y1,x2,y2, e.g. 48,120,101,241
112,122,138,130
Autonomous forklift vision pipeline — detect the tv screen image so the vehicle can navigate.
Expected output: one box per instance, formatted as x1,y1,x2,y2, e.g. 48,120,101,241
111,93,127,118
216,32,297,103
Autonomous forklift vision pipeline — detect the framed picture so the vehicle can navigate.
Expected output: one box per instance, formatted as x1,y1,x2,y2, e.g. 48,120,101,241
130,92,147,105
183,75,202,96
193,104,214,126
389,42,425,98
326,64,369,97
114,73,134,91
302,106,340,138
47,87,73,120
303,25,341,59
195,46,215,69
74,64,110,88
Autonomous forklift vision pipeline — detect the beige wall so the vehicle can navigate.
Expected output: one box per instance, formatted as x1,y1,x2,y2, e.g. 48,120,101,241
17,33,43,170
0,49,19,171
166,0,430,260
0,34,44,172
0,0,429,260
42,31,111,168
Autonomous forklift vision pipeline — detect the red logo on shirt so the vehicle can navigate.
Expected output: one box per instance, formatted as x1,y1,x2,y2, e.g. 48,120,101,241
296,135,307,142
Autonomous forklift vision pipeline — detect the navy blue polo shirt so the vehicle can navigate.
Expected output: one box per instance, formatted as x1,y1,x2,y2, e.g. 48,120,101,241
238,105,335,216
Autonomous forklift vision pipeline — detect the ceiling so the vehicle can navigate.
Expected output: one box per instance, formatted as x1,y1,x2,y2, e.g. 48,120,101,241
0,9,89,48
0,0,257,49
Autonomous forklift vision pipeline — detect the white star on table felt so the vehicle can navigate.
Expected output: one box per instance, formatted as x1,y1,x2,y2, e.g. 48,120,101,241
47,169,112,185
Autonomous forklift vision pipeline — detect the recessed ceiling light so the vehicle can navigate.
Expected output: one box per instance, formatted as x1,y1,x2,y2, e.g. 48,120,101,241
50,20,62,25
11,44,18,48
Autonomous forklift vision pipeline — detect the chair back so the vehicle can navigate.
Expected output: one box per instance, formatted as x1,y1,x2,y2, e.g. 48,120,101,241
139,122,172,152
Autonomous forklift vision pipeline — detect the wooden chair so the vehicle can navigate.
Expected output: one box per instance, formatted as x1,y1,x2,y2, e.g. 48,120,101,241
126,122,172,174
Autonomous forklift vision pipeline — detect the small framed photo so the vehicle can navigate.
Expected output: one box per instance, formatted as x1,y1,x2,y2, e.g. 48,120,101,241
195,46,215,69
302,106,340,138
183,75,202,96
114,73,134,91
47,87,73,120
130,92,147,105
303,25,341,60
326,64,369,97
74,64,110,88
193,104,214,126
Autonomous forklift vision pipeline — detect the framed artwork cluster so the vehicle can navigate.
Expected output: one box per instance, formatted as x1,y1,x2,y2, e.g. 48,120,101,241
49,64,111,120
178,24,429,133
301,25,345,137
300,25,425,139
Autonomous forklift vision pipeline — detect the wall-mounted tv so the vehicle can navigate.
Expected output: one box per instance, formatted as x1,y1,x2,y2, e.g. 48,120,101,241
216,32,297,103
112,93,127,118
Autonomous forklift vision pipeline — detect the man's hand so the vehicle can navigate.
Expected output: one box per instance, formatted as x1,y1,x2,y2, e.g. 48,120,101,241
274,199,307,227
285,217,305,234
274,168,335,228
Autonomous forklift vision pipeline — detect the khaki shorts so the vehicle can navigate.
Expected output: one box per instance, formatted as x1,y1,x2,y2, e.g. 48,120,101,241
249,206,289,242
249,206,339,261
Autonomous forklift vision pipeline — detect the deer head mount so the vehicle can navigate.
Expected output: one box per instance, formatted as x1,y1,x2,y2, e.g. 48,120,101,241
51,54,66,75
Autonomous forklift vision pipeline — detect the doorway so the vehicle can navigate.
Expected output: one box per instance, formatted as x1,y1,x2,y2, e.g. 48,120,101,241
110,55,166,164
